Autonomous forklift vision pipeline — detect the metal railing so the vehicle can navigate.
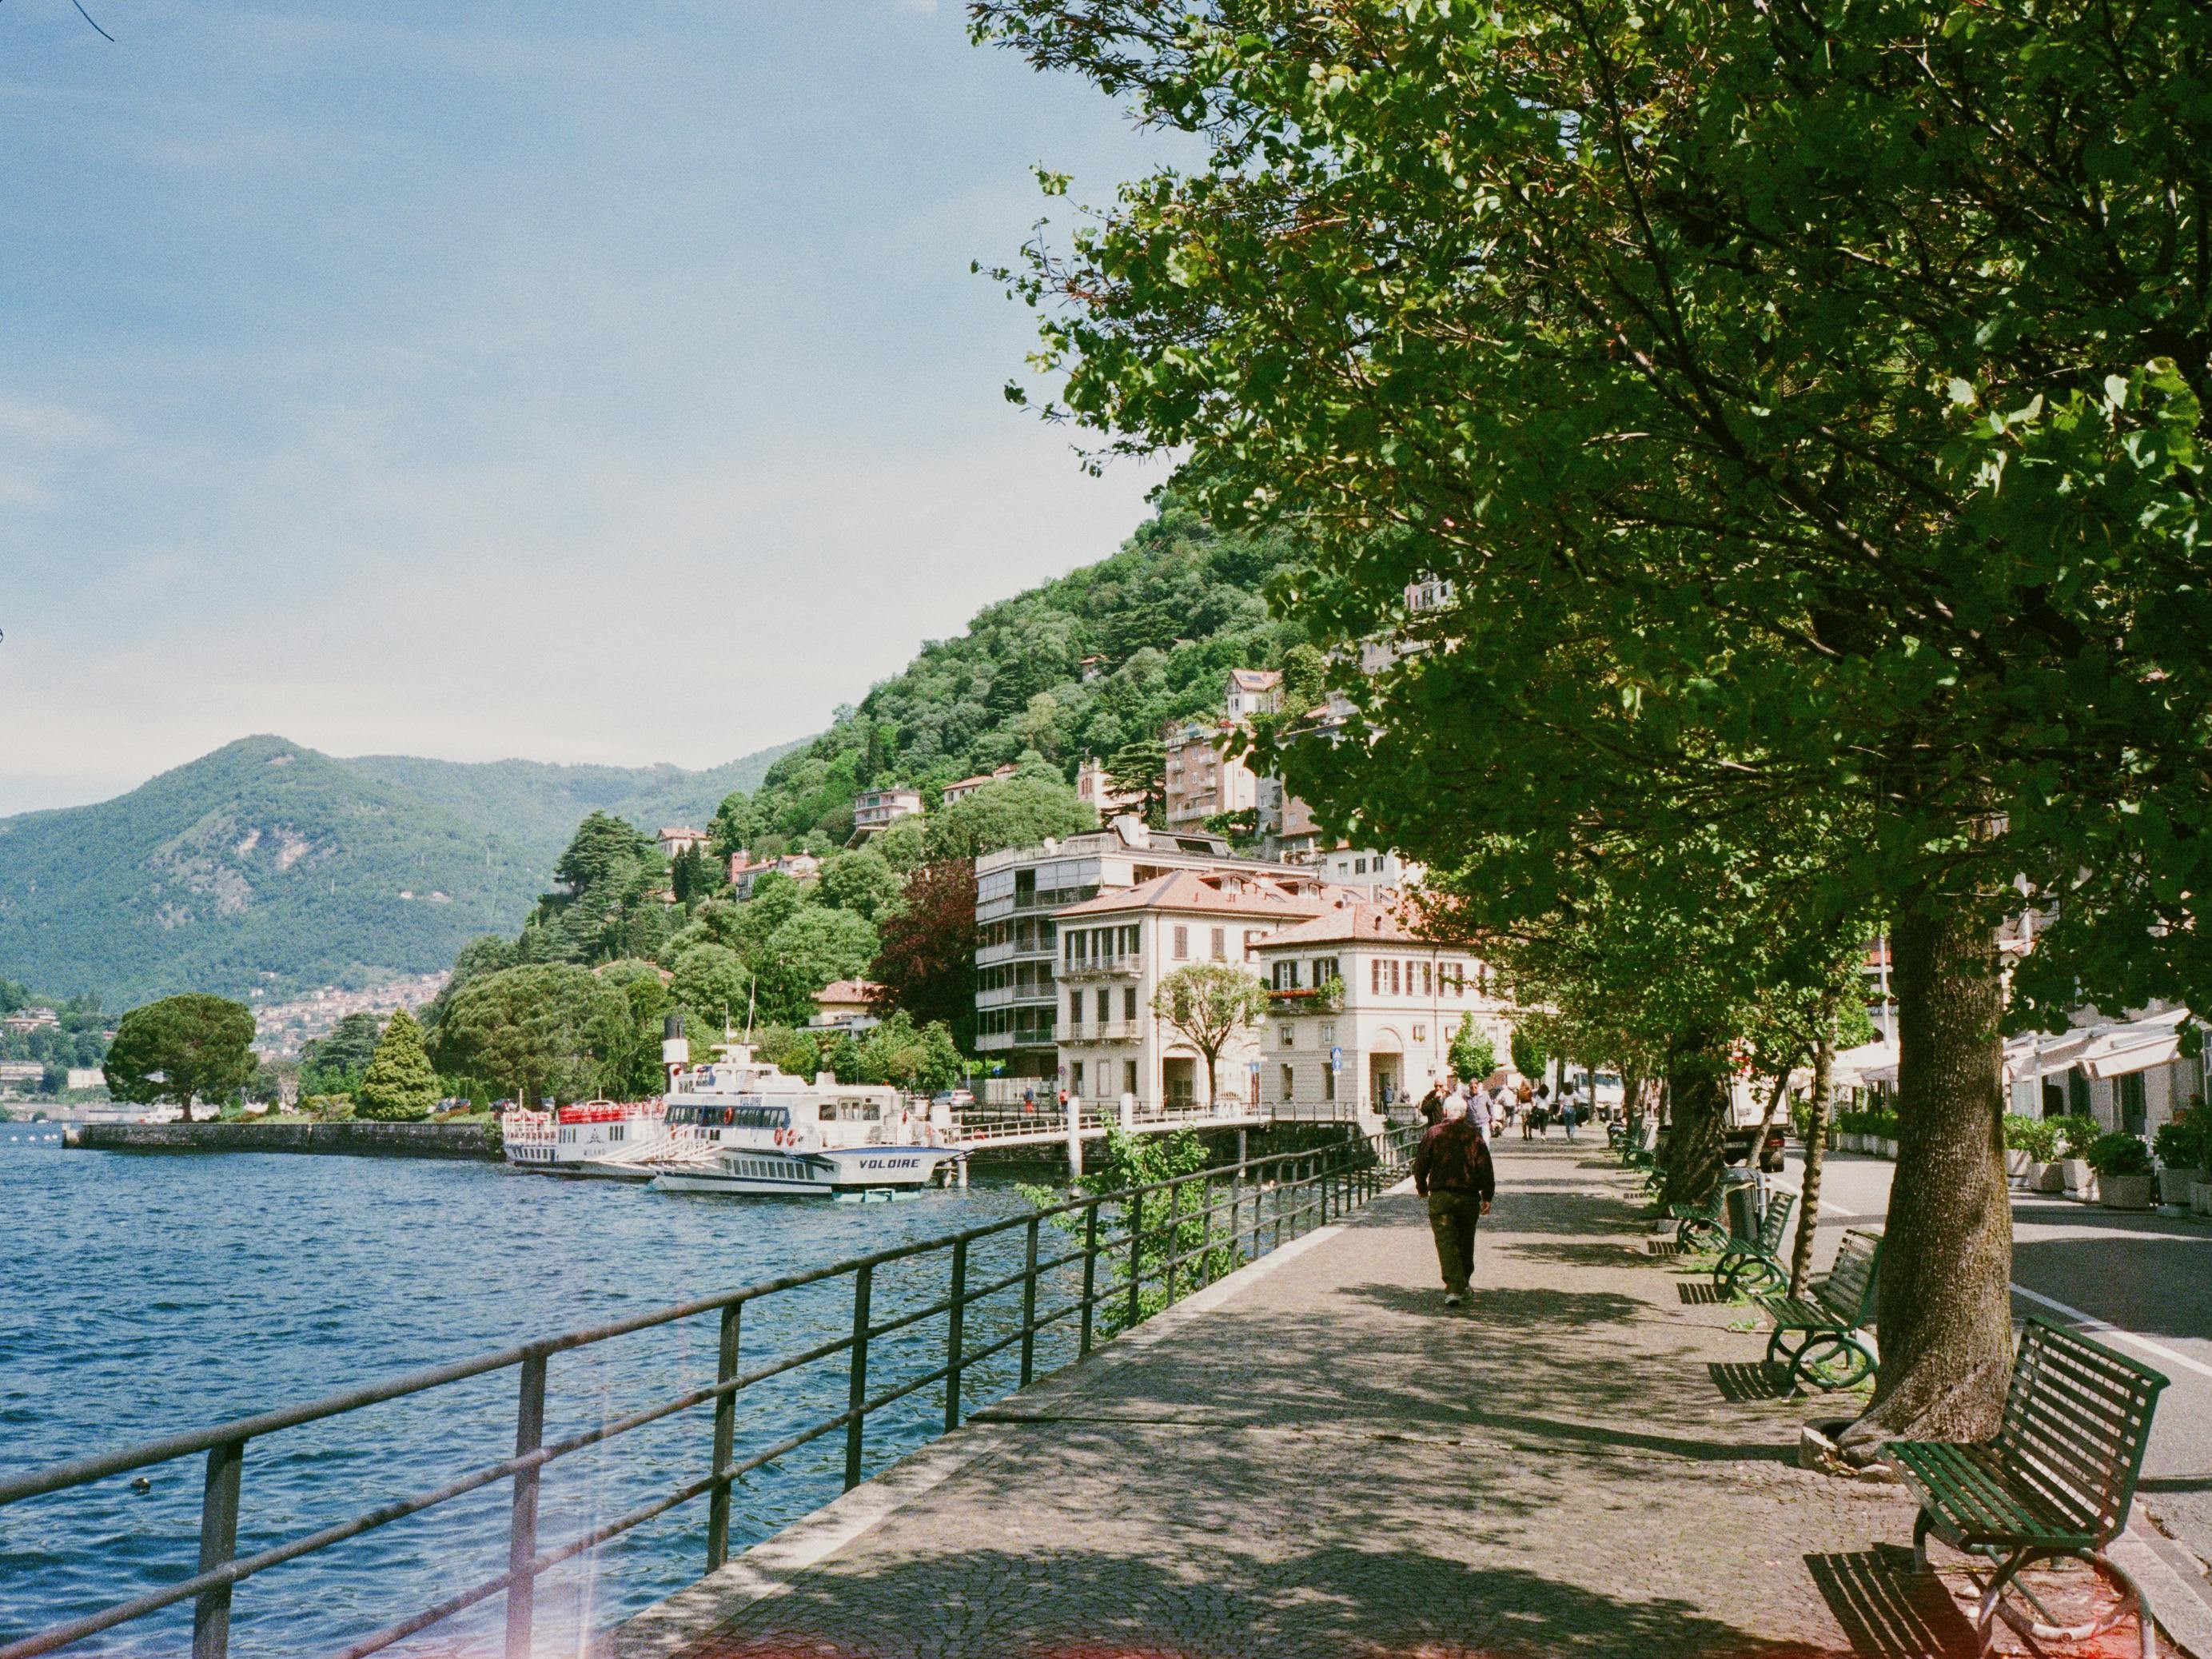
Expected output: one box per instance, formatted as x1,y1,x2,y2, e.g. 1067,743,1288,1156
0,1127,1417,1659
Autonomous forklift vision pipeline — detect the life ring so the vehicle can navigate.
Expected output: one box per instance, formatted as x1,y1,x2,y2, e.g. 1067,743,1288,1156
774,1128,788,1147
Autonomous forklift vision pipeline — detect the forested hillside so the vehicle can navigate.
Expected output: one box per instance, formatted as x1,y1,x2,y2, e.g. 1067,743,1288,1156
0,738,796,1005
345,745,799,861
712,501,1309,851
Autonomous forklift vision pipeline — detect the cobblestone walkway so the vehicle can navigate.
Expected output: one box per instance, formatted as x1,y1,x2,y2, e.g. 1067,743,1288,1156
611,1140,1959,1659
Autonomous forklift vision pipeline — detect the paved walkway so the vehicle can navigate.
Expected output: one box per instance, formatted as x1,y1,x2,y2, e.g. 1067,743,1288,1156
610,1140,1971,1659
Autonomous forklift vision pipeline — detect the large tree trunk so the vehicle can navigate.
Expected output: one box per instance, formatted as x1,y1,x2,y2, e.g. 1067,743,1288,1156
1660,1039,1728,1209
1788,1032,1834,1297
1839,904,2013,1456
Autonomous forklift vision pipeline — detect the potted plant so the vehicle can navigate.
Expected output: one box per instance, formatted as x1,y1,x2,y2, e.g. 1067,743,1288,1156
2005,1115,2060,1187
2154,1115,2205,1206
2088,1131,2156,1210
2051,1114,2100,1196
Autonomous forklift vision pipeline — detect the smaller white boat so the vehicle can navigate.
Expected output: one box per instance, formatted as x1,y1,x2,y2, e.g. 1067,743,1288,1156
501,1099,672,1176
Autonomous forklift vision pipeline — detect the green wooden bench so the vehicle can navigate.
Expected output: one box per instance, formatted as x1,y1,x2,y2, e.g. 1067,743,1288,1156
1891,1316,2169,1659
1756,1226,1881,1390
1668,1171,1756,1252
1713,1188,1796,1298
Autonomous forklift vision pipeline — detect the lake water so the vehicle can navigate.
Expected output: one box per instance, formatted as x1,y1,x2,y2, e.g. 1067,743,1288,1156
0,1126,1074,1657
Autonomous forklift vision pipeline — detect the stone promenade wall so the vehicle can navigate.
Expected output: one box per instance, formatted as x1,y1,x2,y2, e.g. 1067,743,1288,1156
67,1119,504,1162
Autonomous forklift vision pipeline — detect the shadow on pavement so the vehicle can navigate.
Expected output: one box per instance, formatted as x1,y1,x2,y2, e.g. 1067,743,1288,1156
678,1551,1842,1659
1804,1549,1979,1658
1710,1362,1794,1402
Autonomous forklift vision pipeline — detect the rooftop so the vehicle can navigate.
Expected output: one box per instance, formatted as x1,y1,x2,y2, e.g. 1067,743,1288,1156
1252,897,1467,950
1055,867,1341,921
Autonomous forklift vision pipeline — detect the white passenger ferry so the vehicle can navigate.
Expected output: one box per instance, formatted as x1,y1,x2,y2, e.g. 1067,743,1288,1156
641,1038,963,1198
501,1099,671,1175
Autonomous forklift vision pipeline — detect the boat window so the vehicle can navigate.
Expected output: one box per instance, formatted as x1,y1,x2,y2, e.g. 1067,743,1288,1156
820,1104,836,1122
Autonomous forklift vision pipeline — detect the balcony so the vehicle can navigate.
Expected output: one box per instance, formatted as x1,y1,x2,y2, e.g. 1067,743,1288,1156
1061,955,1140,980
1014,885,1098,914
1062,1020,1140,1044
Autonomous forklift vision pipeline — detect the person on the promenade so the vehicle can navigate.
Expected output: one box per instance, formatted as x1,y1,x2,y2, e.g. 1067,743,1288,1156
1518,1079,1536,1140
1412,1096,1495,1308
1461,1079,1493,1141
1417,1081,1445,1125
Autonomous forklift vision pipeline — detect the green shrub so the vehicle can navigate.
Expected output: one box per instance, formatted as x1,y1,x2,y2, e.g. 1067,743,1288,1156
2154,1105,2212,1173
2049,1114,2102,1159
2004,1115,2059,1162
2086,1131,2152,1178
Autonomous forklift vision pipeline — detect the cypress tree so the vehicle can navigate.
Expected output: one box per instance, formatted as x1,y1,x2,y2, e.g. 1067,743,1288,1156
357,1008,440,1121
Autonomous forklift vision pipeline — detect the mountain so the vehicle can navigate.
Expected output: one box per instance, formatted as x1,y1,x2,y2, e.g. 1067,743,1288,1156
0,736,801,1006
730,500,1312,846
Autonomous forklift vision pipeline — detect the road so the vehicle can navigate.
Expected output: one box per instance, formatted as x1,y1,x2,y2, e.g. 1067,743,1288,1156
1771,1148,2212,1574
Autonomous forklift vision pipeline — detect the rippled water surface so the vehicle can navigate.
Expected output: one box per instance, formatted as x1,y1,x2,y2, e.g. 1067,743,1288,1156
0,1127,1070,1657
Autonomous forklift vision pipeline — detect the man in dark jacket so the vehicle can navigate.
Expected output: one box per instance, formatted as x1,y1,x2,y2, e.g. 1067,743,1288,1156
1413,1101,1497,1307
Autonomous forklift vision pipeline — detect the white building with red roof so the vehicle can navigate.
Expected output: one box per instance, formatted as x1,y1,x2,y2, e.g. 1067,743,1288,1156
1246,898,1523,1114
1052,865,1349,1108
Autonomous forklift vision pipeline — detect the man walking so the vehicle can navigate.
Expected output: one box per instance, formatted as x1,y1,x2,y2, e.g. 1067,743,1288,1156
1413,1097,1496,1309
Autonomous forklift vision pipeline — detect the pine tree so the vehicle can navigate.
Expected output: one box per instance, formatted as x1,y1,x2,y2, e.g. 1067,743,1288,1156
356,1008,440,1121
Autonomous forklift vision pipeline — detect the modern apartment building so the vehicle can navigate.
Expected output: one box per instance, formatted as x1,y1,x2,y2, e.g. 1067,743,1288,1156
1054,867,1345,1106
1248,899,1519,1111
972,817,1311,1080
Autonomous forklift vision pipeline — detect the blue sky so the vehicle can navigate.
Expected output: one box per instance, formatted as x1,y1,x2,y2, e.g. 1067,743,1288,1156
0,0,1178,815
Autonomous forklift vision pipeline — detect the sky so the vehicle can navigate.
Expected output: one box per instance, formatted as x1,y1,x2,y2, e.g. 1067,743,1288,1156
0,0,1182,816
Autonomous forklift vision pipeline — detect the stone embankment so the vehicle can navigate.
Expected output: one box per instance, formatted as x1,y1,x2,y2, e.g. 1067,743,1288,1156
67,1119,503,1161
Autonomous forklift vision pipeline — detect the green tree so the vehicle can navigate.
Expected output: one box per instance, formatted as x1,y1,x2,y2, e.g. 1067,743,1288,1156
421,936,517,1041
596,959,676,1097
923,776,1097,861
855,1012,966,1093
432,963,629,1105
756,908,881,1025
1448,1016,1496,1087
299,1011,384,1095
871,815,928,874
754,1024,823,1081
1508,1029,1548,1087
1275,644,1327,716
817,848,906,923
1105,738,1168,827
105,994,259,1122
978,0,2212,1449
356,1007,440,1120
1151,964,1268,1104
670,943,753,1035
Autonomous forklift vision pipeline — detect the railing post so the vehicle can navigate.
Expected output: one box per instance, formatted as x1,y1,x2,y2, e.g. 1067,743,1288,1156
1126,1190,1145,1330
1229,1173,1242,1271
843,1263,873,1490
1198,1174,1215,1286
1164,1178,1185,1306
504,1350,548,1659
1019,1215,1041,1386
1078,1200,1099,1355
944,1239,967,1431
705,1302,743,1572
191,1438,244,1659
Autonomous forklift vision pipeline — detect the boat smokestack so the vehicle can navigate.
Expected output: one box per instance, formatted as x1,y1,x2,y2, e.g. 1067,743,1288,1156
663,1013,688,1091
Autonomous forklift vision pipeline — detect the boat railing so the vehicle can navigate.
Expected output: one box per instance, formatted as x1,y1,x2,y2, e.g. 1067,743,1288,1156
0,1125,1417,1659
